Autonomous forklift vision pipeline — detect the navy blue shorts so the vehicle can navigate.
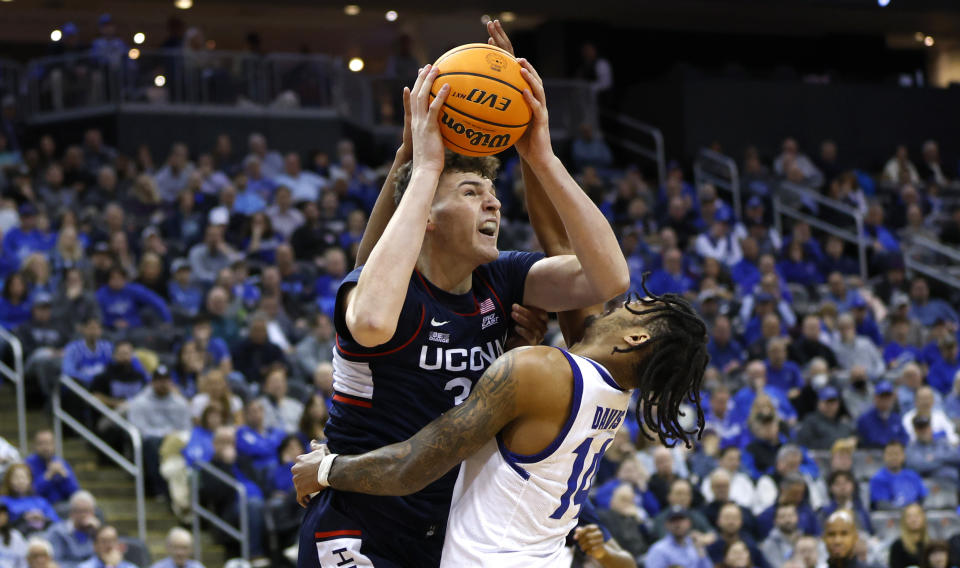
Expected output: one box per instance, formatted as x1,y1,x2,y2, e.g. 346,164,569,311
297,489,444,568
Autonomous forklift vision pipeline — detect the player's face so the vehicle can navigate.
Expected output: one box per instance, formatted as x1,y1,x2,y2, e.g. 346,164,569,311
430,171,501,264
582,297,657,345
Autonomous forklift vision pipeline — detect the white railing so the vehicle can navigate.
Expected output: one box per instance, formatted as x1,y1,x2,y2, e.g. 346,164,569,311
773,181,869,280
601,111,666,185
191,460,250,561
0,328,26,454
52,375,146,543
694,148,742,220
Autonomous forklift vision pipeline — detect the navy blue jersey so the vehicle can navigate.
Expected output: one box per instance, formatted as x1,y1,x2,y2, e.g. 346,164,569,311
324,250,541,542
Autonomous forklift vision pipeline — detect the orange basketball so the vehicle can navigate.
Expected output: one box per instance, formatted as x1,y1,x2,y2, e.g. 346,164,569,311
430,43,532,157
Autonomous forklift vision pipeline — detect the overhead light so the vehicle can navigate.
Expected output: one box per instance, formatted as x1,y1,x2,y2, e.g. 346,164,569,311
154,75,167,87
348,57,364,72
50,29,62,42
385,10,398,21
0,1,14,3
480,14,491,25
128,48,140,59
924,35,935,47
174,0,192,9
133,32,145,44
877,0,890,6
500,11,516,23
344,4,360,15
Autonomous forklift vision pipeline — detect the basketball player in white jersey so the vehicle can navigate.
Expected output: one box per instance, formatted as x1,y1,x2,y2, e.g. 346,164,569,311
294,286,709,567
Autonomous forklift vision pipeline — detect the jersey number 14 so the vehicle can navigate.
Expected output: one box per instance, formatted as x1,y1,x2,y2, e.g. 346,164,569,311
549,437,612,519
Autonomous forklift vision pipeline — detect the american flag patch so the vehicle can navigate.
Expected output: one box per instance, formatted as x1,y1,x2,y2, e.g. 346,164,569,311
479,298,495,314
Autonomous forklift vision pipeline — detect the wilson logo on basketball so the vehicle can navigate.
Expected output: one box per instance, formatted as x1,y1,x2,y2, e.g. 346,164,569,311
440,112,512,149
484,52,506,72
451,88,512,112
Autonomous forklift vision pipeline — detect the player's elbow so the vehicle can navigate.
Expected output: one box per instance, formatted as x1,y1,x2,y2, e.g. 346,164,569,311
596,267,630,301
345,311,396,348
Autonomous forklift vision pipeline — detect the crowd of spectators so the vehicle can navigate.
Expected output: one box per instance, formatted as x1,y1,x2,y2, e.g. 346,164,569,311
2,70,960,567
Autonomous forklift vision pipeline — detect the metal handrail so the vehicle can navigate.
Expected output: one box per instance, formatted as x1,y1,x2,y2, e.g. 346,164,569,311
191,460,250,561
0,328,26,453
905,235,960,291
694,148,742,220
600,111,666,185
773,181,868,280
52,374,146,543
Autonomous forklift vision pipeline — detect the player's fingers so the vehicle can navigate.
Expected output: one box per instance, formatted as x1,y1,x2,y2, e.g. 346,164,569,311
519,65,546,105
418,65,439,106
520,87,543,117
410,65,430,104
427,83,450,119
402,86,412,121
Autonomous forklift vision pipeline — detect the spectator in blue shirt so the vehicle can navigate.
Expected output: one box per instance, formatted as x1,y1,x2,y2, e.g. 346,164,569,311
0,272,32,330
756,474,821,539
95,265,172,330
167,258,203,321
856,381,909,449
646,248,696,297
928,336,960,395
868,440,927,510
0,463,59,530
236,399,285,471
571,123,614,171
818,235,859,277
1,203,55,274
703,387,746,447
765,337,803,397
909,277,959,327
89,14,128,68
732,237,763,294
61,316,113,387
731,360,797,427
822,272,859,314
183,404,223,467
644,507,712,568
850,295,882,346
24,430,78,505
708,315,745,375
777,239,823,289
883,316,922,369
863,201,901,255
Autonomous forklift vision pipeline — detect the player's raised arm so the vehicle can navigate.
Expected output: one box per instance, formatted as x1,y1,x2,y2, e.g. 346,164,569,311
354,87,412,268
345,66,449,347
514,59,629,311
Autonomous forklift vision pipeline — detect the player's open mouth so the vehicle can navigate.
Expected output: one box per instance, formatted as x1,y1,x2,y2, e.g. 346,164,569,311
478,220,498,237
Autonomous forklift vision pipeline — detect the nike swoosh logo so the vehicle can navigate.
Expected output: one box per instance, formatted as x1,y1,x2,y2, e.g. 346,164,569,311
430,318,450,326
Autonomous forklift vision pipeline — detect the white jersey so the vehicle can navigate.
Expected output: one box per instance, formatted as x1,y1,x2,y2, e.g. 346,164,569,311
441,348,632,567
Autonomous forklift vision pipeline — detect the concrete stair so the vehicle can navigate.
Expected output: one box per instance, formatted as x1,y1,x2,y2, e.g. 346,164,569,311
0,383,227,566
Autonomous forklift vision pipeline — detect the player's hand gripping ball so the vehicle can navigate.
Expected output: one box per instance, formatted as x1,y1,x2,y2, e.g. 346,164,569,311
430,43,532,156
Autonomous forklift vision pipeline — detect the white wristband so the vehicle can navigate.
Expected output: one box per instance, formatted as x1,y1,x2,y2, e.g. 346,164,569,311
317,453,339,488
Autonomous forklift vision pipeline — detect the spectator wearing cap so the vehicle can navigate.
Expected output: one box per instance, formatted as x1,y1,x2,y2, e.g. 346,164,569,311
274,152,326,204
794,387,855,450
909,277,958,327
153,143,195,203
902,386,958,446
882,315,922,369
869,440,926,510
644,505,712,568
1,203,55,274
832,314,884,381
95,265,172,330
928,337,960,395
127,366,191,497
856,380,908,449
167,259,203,321
734,197,780,246
189,224,239,286
905,415,960,486
14,291,69,393
61,316,112,388
89,14,127,67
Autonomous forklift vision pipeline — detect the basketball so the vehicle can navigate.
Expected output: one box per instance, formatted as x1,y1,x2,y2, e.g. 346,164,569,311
430,43,532,157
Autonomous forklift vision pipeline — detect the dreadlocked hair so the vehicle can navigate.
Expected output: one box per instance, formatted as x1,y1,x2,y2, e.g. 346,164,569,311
617,274,710,448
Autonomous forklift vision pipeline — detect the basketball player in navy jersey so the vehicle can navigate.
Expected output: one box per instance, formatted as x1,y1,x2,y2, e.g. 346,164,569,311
296,287,709,566
295,43,630,567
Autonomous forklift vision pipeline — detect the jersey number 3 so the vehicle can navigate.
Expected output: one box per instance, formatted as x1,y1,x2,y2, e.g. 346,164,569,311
549,437,611,519
444,377,472,406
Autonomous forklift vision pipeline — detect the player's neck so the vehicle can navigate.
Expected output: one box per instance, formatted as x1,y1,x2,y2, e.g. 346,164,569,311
569,342,635,391
416,249,474,295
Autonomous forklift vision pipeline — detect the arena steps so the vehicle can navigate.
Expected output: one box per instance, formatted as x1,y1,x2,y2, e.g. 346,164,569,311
0,384,226,566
